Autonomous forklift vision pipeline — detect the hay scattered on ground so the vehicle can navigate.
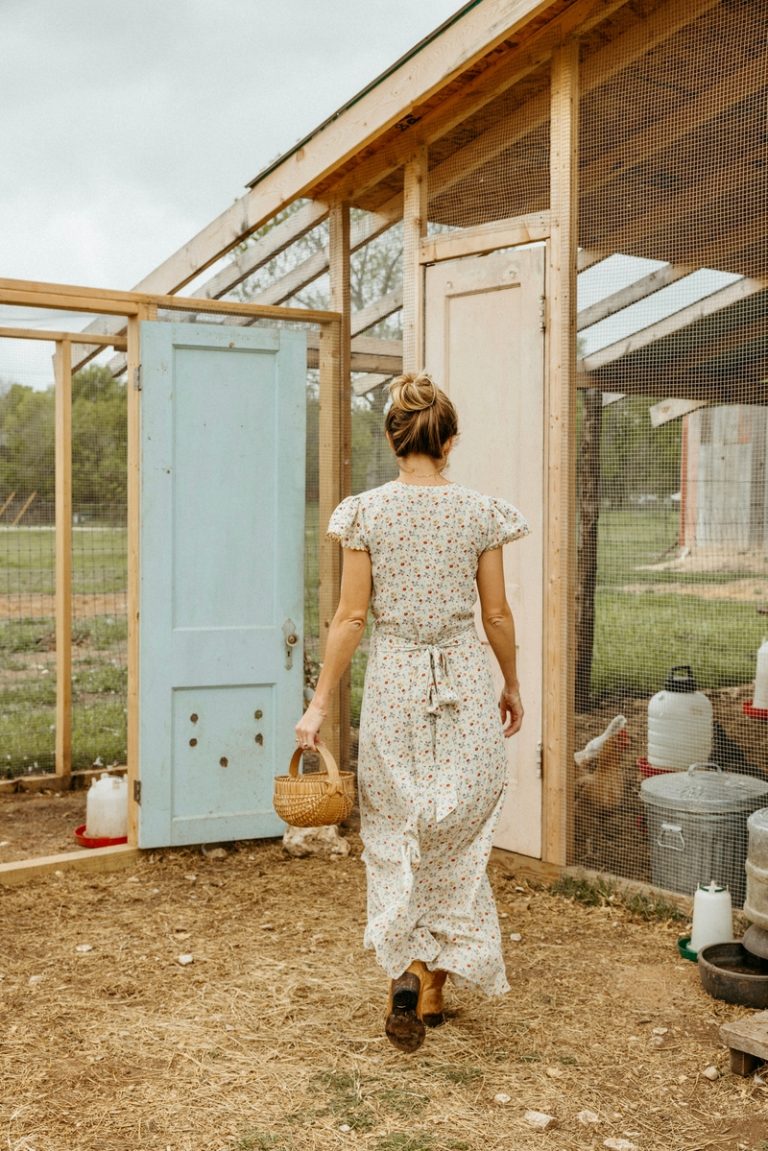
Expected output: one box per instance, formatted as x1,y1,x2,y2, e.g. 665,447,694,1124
1,836,767,1151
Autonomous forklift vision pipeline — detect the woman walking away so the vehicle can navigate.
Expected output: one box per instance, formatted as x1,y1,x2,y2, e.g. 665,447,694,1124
295,371,528,1053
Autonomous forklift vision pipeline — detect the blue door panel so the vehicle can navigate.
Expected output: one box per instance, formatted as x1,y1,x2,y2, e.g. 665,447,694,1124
139,322,306,848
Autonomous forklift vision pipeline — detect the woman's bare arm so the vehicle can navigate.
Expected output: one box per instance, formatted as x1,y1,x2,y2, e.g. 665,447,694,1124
476,546,523,737
295,548,372,748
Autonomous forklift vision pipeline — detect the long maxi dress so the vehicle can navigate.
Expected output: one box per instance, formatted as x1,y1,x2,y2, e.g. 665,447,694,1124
328,480,529,997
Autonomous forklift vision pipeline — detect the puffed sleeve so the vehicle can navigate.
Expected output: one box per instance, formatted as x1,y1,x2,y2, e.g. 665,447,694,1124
483,497,530,552
327,495,369,550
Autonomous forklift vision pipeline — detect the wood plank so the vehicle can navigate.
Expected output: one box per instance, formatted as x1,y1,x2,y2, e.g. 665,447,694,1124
542,42,579,869
351,289,403,336
306,333,402,373
577,262,695,332
125,309,154,848
326,206,352,769
54,341,72,781
580,277,767,374
420,212,551,263
318,317,344,768
328,0,631,210
0,325,126,348
649,398,709,428
0,844,140,886
719,1012,768,1065
197,199,330,300
402,149,428,370
426,0,722,218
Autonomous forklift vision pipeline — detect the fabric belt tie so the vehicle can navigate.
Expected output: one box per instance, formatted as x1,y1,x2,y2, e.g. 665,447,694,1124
373,626,474,823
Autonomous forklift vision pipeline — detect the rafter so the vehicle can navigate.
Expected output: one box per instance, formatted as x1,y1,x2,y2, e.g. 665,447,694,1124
579,276,766,374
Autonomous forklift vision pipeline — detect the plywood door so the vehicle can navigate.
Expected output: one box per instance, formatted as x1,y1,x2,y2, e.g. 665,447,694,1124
425,247,545,858
138,322,306,847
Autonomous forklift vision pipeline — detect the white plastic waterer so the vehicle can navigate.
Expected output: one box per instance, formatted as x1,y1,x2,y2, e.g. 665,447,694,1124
85,772,128,839
753,639,768,711
689,881,734,954
647,665,713,771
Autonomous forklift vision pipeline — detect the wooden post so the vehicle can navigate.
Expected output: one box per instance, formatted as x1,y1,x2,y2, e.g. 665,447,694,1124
54,340,72,781
125,305,154,846
318,314,345,767
319,204,352,766
575,389,601,711
402,148,428,371
543,42,579,866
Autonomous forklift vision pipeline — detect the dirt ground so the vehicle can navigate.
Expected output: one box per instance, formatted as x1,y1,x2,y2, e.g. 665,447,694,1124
1,833,768,1151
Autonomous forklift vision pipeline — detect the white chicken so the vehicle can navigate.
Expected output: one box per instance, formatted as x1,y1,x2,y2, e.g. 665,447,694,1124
574,714,629,813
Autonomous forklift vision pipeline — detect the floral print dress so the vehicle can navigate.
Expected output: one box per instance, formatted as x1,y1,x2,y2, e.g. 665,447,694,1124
328,481,529,996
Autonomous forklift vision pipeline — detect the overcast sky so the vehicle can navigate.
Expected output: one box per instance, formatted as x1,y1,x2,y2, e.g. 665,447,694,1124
1,0,461,384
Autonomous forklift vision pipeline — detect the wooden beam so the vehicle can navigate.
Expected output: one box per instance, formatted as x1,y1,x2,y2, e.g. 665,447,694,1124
581,39,768,211
420,212,551,263
350,288,403,336
543,42,578,869
649,398,708,428
317,317,344,767
0,844,140,887
197,199,330,299
125,307,155,848
580,277,766,374
10,492,37,527
0,277,337,325
328,0,631,210
0,325,126,348
306,333,402,374
577,261,696,331
54,341,72,781
325,205,352,769
427,0,722,217
402,149,428,371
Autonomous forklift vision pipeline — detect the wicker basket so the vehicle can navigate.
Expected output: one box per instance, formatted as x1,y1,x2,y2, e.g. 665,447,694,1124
273,743,355,828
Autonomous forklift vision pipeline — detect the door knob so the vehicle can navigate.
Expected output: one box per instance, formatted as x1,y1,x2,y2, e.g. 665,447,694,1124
283,619,299,669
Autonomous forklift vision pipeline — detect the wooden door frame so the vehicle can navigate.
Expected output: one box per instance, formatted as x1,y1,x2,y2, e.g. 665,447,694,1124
417,200,576,869
0,277,342,881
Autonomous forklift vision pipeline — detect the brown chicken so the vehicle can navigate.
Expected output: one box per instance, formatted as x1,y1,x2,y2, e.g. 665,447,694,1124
574,714,629,814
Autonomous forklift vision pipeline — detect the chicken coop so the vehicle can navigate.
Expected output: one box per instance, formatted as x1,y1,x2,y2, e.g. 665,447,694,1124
2,0,767,897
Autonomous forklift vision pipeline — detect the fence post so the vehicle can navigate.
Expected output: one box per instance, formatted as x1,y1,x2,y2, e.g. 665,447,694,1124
54,339,72,781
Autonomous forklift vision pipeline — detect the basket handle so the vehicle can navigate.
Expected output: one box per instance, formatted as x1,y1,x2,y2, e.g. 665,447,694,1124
288,742,344,795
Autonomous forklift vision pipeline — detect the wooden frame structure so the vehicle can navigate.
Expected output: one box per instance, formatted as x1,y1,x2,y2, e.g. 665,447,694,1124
0,280,340,880
4,0,767,879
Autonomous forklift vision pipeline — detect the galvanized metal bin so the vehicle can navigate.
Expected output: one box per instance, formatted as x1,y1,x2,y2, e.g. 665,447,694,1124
641,764,768,907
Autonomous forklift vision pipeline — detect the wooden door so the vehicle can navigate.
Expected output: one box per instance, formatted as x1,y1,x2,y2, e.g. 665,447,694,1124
138,322,306,847
425,247,545,858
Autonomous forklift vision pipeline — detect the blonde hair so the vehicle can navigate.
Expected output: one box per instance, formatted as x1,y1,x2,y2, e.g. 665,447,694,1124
384,372,458,461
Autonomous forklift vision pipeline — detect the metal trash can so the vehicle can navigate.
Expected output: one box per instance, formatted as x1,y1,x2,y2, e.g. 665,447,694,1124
640,764,768,907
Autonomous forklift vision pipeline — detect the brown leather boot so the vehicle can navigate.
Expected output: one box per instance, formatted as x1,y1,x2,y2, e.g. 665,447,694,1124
385,971,426,1053
407,961,448,1028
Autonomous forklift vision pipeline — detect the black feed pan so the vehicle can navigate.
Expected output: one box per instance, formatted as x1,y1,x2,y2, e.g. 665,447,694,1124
698,941,768,1008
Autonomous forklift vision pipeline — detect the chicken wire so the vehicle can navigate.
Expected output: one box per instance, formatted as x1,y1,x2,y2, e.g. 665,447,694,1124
572,0,768,900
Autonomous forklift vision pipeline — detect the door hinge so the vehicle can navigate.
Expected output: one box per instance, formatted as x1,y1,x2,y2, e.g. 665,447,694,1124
536,740,543,779
539,295,547,332
133,364,142,391
133,779,142,804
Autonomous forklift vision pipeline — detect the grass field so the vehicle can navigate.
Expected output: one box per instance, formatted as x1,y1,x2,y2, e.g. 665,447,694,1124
1,511,765,775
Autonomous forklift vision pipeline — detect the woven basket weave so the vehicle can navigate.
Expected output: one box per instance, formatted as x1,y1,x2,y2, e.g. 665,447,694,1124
273,743,355,828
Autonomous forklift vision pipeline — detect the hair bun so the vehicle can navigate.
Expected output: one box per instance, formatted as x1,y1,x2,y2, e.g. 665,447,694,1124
388,372,438,413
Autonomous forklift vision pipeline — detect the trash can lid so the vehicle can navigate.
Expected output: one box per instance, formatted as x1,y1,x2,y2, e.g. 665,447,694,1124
641,763,768,814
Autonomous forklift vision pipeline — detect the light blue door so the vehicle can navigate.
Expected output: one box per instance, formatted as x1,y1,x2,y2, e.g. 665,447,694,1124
138,321,306,847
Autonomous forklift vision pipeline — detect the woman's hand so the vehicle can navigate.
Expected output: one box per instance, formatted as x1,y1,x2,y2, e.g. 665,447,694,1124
294,700,327,751
499,686,524,737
